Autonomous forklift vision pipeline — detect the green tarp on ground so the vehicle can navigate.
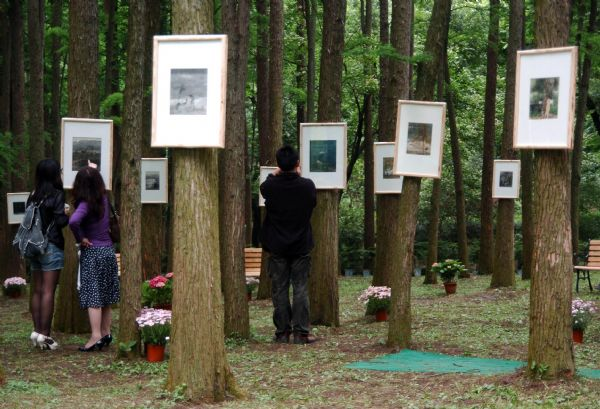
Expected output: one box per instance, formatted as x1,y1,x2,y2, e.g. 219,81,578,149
347,349,600,379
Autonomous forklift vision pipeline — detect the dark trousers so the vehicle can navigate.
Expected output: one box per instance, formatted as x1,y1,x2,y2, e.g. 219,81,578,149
269,253,311,336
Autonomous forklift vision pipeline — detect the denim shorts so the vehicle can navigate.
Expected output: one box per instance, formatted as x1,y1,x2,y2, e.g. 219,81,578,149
28,243,64,271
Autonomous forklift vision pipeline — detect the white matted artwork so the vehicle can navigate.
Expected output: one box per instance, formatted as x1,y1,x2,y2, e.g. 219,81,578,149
258,166,277,207
61,118,113,189
493,160,521,199
152,35,228,148
374,142,403,194
141,158,168,204
299,123,347,190
393,100,446,178
514,46,577,149
7,192,30,225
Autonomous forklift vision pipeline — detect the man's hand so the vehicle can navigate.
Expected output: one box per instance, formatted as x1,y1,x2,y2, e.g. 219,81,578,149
272,167,282,176
295,165,302,176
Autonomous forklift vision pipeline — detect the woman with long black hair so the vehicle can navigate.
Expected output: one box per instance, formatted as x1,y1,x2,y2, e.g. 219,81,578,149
28,159,69,350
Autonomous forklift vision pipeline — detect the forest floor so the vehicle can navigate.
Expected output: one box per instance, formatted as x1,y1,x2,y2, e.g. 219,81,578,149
2,275,600,408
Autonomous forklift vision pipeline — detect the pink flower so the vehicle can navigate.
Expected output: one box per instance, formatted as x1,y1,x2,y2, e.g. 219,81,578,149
154,281,165,288
165,272,174,279
149,275,168,288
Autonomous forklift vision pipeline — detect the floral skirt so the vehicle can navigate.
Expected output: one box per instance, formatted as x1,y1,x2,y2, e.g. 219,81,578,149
78,246,120,308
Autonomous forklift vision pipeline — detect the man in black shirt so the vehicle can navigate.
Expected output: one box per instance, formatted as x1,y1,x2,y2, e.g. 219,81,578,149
260,145,317,344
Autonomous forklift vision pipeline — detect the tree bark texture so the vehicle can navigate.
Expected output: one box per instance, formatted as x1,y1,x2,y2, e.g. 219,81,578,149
309,0,346,327
491,0,523,288
220,0,251,339
478,0,499,276
118,0,146,358
527,0,575,379
295,0,307,138
49,0,64,160
54,0,99,334
305,0,317,122
27,0,45,179
167,1,238,400
267,0,283,156
521,150,534,279
424,178,441,282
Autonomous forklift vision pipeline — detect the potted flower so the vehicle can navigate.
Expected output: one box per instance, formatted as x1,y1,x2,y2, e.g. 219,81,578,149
3,277,27,298
572,298,597,343
141,272,173,309
136,308,171,362
246,277,259,301
358,286,391,322
431,259,467,295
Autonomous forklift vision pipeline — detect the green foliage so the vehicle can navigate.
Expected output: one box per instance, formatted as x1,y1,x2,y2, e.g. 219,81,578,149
431,259,467,283
100,92,123,125
141,275,173,307
140,323,170,346
530,361,550,380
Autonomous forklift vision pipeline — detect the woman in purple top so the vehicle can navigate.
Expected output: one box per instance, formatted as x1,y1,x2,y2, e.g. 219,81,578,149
69,166,119,352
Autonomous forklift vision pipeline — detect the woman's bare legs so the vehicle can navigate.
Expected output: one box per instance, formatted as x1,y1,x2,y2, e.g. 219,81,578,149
39,270,60,336
85,307,103,348
101,306,112,337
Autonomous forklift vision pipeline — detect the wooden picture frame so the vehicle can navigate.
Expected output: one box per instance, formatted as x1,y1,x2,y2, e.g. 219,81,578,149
492,160,521,199
299,123,348,190
393,100,446,178
258,166,277,207
513,46,577,149
141,158,168,204
151,35,228,148
61,118,113,190
6,192,30,225
374,142,403,194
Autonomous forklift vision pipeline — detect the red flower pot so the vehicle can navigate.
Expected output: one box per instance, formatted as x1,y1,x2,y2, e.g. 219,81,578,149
146,344,166,362
573,329,584,344
443,282,457,295
375,309,388,322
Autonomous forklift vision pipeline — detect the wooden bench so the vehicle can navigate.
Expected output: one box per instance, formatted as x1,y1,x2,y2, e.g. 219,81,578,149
244,248,262,277
116,253,121,276
574,240,600,292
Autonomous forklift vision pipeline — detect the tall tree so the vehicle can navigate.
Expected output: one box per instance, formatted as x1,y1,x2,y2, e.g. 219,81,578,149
27,0,45,177
491,0,522,288
48,0,64,160
54,0,99,334
118,0,146,358
220,0,251,338
387,0,450,348
295,0,307,135
167,0,239,400
478,0,499,276
310,0,346,327
305,0,317,122
527,0,575,379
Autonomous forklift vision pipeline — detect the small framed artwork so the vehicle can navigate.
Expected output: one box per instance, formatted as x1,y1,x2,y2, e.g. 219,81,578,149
299,123,347,189
141,158,168,204
258,166,277,207
7,193,30,225
61,118,113,190
374,142,403,194
152,35,228,148
393,100,446,178
514,46,577,149
492,160,521,199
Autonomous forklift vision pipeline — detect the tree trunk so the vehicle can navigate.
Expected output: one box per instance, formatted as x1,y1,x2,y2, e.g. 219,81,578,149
491,0,523,288
167,0,239,401
478,0,499,276
54,0,100,334
305,0,317,122
220,0,251,339
27,0,45,178
48,0,64,160
308,0,346,327
387,0,450,349
571,0,597,263
295,0,307,138
527,0,575,379
424,179,440,283
521,150,534,280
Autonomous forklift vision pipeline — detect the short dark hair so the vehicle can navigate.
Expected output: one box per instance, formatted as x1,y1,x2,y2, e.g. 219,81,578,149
276,145,299,171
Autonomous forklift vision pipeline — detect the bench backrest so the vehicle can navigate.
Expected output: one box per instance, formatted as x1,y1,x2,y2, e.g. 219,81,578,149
588,240,600,267
244,247,262,277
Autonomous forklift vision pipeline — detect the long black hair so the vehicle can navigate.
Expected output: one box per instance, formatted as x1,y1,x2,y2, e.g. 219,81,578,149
72,166,107,219
31,159,64,203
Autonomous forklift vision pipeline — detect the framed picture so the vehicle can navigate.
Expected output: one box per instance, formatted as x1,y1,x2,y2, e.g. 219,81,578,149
258,166,277,207
514,46,577,149
299,123,347,189
7,192,29,225
374,142,403,194
141,158,168,204
152,35,228,148
492,160,521,199
61,118,113,189
393,100,446,178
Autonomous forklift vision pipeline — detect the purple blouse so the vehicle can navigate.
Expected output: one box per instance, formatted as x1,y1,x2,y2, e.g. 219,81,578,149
68,196,113,247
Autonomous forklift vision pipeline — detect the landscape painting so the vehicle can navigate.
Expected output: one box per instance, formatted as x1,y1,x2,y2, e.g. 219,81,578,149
170,68,208,115
406,122,433,155
383,157,399,179
529,77,559,119
145,171,160,191
72,137,102,171
310,140,337,172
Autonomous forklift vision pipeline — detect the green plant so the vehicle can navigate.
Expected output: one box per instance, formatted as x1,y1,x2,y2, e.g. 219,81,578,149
141,273,173,307
430,259,467,283
358,286,391,314
572,299,597,330
136,308,171,346
245,277,259,293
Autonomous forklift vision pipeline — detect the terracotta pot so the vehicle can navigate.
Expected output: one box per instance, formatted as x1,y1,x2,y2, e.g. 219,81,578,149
375,309,388,322
573,329,584,344
443,282,457,295
247,292,252,301
146,344,166,362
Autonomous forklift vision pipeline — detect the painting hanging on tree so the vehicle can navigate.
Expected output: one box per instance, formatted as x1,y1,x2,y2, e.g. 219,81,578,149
151,35,228,148
141,158,168,204
393,100,446,178
6,193,30,225
513,46,577,149
492,160,521,199
258,166,277,207
299,123,347,189
374,142,403,194
61,118,113,189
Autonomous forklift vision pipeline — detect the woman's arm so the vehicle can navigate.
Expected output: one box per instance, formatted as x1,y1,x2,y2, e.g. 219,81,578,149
68,201,89,243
